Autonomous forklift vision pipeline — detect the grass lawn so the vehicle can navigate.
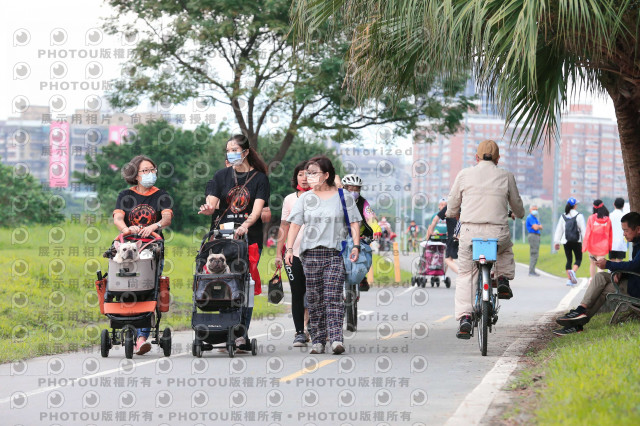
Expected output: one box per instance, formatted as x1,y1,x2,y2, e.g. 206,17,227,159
0,223,410,362
504,314,640,424
512,242,595,279
0,223,283,363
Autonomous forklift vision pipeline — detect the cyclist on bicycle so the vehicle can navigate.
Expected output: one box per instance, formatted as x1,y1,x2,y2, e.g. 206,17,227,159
406,220,420,251
342,174,382,291
446,140,524,339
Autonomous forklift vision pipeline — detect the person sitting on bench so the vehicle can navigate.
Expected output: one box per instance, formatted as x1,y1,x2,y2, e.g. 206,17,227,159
553,211,640,336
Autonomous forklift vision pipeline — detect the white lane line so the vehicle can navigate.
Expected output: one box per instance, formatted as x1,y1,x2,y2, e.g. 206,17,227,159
0,328,293,405
446,277,586,425
399,286,415,296
555,278,588,312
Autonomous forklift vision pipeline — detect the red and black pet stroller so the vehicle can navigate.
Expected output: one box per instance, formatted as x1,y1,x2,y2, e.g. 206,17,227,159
96,232,171,359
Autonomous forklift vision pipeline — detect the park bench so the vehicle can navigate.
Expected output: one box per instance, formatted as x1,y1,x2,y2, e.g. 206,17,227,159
606,270,640,324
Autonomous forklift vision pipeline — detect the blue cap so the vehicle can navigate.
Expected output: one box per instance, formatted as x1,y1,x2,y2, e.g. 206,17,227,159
567,197,578,207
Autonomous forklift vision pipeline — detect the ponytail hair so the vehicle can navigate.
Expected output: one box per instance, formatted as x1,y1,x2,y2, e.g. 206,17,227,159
227,134,268,174
592,199,609,219
564,203,573,215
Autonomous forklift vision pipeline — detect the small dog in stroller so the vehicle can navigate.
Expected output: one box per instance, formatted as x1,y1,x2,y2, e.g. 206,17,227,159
191,228,258,358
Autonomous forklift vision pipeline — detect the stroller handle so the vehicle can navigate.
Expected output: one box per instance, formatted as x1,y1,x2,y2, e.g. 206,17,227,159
116,232,163,243
199,225,249,250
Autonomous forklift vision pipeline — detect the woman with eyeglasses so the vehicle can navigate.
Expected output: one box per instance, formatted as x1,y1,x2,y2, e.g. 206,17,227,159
113,155,173,355
285,156,361,355
198,134,270,352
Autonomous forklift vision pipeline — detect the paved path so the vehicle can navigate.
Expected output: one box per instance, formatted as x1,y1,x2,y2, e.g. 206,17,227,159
1,251,583,425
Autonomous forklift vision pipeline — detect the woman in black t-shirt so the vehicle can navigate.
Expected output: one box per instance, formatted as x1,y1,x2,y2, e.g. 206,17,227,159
113,155,174,355
198,134,270,351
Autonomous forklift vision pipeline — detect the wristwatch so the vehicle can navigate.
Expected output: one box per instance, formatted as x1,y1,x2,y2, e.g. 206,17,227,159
155,222,162,230
353,244,361,251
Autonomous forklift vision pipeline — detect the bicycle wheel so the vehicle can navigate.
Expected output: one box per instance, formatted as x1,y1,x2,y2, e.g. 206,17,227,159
479,300,489,356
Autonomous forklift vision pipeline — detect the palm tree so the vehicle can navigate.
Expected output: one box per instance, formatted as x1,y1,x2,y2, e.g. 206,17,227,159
292,1,640,209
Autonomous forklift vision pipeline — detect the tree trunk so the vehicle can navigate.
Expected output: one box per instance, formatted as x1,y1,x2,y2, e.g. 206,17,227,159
608,90,640,211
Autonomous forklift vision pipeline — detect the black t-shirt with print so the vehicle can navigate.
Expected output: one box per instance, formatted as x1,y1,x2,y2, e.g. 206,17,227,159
114,187,173,237
205,167,270,248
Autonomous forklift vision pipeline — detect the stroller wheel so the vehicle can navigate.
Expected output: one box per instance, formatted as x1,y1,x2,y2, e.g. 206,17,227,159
228,344,235,358
445,277,451,288
430,278,434,288
123,328,134,359
251,338,257,356
100,329,111,358
161,328,172,357
192,339,203,358
436,278,440,287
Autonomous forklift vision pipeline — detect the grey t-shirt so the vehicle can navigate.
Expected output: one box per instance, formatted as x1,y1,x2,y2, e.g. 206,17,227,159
288,189,362,253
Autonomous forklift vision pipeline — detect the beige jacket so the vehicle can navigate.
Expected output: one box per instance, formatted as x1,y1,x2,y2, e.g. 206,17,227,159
446,160,525,225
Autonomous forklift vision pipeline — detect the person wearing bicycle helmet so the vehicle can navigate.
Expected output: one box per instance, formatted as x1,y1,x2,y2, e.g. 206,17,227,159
447,140,524,339
341,174,382,291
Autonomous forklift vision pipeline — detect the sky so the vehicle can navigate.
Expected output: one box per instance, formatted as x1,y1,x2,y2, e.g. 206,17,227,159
1,0,618,146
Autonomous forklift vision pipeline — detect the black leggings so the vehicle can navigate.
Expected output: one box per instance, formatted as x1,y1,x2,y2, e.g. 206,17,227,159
284,255,306,334
563,241,583,270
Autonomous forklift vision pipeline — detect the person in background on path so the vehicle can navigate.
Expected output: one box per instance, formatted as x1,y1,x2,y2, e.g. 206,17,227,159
426,198,459,274
526,205,543,277
609,198,627,263
583,199,612,283
341,173,382,292
554,198,586,286
553,212,640,335
276,161,311,347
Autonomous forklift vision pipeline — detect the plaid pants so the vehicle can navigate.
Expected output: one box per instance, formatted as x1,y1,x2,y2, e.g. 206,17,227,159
301,247,345,345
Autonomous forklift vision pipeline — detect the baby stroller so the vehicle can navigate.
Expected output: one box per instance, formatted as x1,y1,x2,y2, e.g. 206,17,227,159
96,233,172,359
411,237,451,288
191,228,257,358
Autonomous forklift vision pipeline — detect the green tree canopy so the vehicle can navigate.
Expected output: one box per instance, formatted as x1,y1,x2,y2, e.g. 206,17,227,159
104,0,473,167
292,0,640,209
0,160,65,227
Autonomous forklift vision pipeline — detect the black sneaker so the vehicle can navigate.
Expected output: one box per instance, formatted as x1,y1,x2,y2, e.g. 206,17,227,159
553,325,583,336
497,277,513,299
456,315,472,340
556,307,589,327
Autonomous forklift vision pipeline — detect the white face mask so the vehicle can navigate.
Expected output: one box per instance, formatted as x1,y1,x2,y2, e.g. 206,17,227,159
306,174,321,187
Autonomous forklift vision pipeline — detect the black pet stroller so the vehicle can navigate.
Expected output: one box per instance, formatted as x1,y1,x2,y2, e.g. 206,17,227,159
191,228,257,358
97,232,172,359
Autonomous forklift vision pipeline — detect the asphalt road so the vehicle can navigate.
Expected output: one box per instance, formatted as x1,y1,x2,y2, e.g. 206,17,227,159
1,250,581,425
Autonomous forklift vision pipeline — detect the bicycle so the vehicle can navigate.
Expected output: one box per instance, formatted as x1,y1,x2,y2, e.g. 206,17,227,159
407,232,419,252
471,238,500,356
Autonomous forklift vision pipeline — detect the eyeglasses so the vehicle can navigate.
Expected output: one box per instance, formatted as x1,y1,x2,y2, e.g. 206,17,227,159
305,171,321,177
138,168,157,175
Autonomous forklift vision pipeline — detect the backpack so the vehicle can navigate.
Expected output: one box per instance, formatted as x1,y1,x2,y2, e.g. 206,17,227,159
563,214,580,242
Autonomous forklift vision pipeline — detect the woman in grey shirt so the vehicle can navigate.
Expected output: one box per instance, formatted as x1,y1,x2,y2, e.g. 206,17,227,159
285,156,362,355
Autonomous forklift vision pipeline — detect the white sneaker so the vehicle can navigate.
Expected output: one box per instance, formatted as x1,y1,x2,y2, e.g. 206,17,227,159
565,280,573,286
568,270,578,284
331,341,345,355
310,343,325,354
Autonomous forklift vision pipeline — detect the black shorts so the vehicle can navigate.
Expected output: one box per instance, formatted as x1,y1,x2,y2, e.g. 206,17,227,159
609,250,626,260
446,240,459,260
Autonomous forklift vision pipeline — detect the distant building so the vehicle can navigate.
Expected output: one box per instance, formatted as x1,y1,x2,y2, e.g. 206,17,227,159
413,103,627,208
0,106,165,189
